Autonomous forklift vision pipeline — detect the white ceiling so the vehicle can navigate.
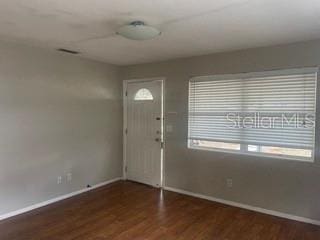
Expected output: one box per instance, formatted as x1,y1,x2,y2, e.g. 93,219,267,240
0,0,320,65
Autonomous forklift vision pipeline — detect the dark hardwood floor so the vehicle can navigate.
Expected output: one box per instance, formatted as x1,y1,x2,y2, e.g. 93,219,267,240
0,180,319,240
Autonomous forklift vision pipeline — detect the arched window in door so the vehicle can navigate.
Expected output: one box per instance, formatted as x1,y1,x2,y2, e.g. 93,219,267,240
134,88,153,100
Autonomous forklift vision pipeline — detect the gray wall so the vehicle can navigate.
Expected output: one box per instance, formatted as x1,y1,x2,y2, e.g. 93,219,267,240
0,41,122,215
121,39,320,221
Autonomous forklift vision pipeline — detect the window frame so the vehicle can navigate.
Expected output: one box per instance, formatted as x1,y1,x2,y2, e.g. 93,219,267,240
188,139,314,162
187,67,319,163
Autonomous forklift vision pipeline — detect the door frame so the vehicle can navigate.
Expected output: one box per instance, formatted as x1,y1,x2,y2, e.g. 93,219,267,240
123,77,166,187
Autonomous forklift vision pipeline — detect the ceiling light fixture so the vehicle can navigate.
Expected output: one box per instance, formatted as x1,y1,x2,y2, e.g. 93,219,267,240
116,21,161,40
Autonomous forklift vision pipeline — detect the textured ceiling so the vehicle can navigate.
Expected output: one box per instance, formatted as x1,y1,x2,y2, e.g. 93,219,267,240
0,0,320,65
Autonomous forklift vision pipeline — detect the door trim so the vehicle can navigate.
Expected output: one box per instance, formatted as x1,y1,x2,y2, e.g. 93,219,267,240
123,77,166,187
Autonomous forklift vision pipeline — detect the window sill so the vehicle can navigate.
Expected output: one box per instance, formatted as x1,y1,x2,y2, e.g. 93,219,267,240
188,145,314,163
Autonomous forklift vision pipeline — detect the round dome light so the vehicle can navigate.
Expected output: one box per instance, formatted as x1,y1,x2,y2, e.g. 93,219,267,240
116,21,161,40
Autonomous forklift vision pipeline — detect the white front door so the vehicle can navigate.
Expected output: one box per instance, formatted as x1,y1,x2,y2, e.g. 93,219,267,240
124,79,163,187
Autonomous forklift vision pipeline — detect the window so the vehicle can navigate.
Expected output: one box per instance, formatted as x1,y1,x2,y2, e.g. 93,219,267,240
191,140,240,151
188,68,317,162
134,88,153,100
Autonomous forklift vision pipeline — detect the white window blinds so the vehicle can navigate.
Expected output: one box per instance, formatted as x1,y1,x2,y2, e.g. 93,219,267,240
188,68,317,158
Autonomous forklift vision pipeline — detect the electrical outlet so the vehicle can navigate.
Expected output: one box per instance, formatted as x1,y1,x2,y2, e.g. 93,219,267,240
57,176,62,184
226,178,233,188
67,173,72,182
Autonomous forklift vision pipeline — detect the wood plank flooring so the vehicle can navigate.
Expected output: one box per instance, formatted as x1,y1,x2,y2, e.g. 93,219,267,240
0,180,319,239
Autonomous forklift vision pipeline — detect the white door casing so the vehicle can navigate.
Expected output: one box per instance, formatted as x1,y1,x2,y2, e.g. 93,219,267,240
124,79,163,187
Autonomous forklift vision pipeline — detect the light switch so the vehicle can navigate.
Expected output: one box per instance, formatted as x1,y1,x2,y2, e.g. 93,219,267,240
166,125,173,133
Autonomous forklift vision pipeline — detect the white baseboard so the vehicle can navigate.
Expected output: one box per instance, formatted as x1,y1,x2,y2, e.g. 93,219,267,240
163,186,320,226
0,177,122,221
